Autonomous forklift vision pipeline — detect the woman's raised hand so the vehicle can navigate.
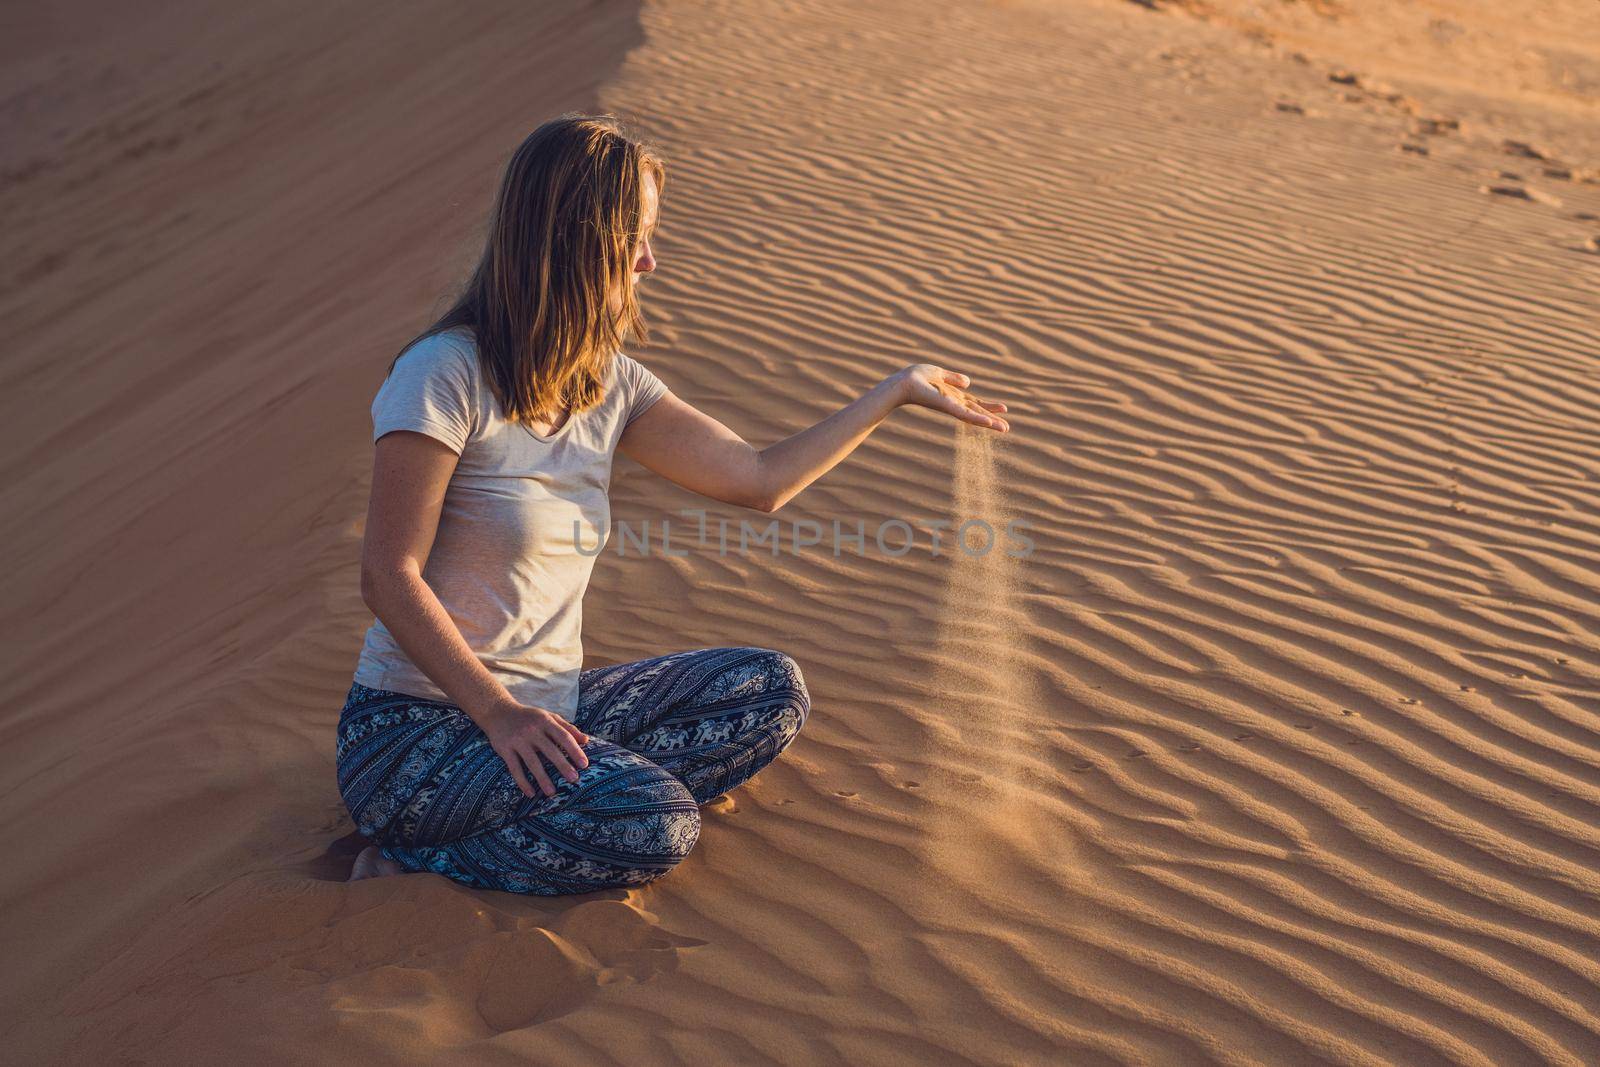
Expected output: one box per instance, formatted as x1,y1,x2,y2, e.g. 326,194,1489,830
477,699,593,798
892,364,1009,432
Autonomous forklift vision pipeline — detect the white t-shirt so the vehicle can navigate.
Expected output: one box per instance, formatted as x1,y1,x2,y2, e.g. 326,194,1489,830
352,325,670,719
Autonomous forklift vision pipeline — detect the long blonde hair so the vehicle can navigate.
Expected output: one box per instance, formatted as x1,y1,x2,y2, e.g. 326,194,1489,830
389,113,666,425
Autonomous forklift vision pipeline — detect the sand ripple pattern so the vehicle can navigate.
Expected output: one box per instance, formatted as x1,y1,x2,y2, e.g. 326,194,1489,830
581,0,1600,1062
7,0,1600,1062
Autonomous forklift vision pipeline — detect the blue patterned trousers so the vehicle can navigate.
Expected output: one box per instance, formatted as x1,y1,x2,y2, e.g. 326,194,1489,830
335,646,810,895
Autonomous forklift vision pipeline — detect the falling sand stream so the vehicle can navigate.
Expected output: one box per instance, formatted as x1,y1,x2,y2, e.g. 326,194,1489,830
912,421,1091,911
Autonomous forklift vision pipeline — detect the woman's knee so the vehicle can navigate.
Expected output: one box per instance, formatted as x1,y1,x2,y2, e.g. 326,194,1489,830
628,803,702,874
760,648,811,745
570,757,703,875
723,646,811,725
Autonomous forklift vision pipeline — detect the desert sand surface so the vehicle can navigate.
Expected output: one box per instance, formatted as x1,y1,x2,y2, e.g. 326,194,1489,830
5,0,1600,1062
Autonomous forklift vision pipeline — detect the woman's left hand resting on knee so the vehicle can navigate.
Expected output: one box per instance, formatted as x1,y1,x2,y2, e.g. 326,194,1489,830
619,363,1008,513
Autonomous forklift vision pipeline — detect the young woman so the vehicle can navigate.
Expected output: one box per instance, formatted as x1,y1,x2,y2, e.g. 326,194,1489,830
337,113,1009,896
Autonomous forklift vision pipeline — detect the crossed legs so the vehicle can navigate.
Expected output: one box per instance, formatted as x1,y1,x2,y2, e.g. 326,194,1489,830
336,647,810,895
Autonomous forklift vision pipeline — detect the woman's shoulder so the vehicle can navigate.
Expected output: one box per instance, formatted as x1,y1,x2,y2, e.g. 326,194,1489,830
396,326,479,373
384,328,486,405
372,327,484,453
610,349,663,386
609,349,639,380
610,349,670,426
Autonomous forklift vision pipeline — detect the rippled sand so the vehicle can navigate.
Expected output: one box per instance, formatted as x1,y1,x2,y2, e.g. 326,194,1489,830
5,0,1600,1062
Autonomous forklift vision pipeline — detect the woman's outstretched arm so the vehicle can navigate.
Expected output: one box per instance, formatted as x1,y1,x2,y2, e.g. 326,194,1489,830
617,363,1008,513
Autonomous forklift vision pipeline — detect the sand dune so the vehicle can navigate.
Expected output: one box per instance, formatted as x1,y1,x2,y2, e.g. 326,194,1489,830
5,0,1600,1062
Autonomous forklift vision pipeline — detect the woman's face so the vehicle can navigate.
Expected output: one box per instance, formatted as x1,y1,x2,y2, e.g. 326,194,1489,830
610,170,659,317
633,169,659,282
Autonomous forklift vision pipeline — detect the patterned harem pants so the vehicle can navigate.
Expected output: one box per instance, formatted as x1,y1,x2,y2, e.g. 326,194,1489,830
335,646,810,895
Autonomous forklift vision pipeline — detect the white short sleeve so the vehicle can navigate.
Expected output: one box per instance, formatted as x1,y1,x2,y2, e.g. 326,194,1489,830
617,353,670,428
372,333,478,454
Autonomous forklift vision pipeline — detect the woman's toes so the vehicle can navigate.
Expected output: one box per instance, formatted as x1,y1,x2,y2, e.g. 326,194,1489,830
348,845,379,881
348,844,402,881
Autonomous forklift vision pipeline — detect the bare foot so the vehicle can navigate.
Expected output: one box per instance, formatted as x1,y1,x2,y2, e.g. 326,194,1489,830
348,844,405,881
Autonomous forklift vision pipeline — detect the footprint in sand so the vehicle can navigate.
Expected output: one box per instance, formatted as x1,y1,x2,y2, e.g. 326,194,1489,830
1480,183,1562,207
1410,117,1459,136
1501,139,1550,161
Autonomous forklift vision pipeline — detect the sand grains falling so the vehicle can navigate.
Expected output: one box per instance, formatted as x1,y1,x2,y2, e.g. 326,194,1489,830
936,423,1029,768
916,418,1089,900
